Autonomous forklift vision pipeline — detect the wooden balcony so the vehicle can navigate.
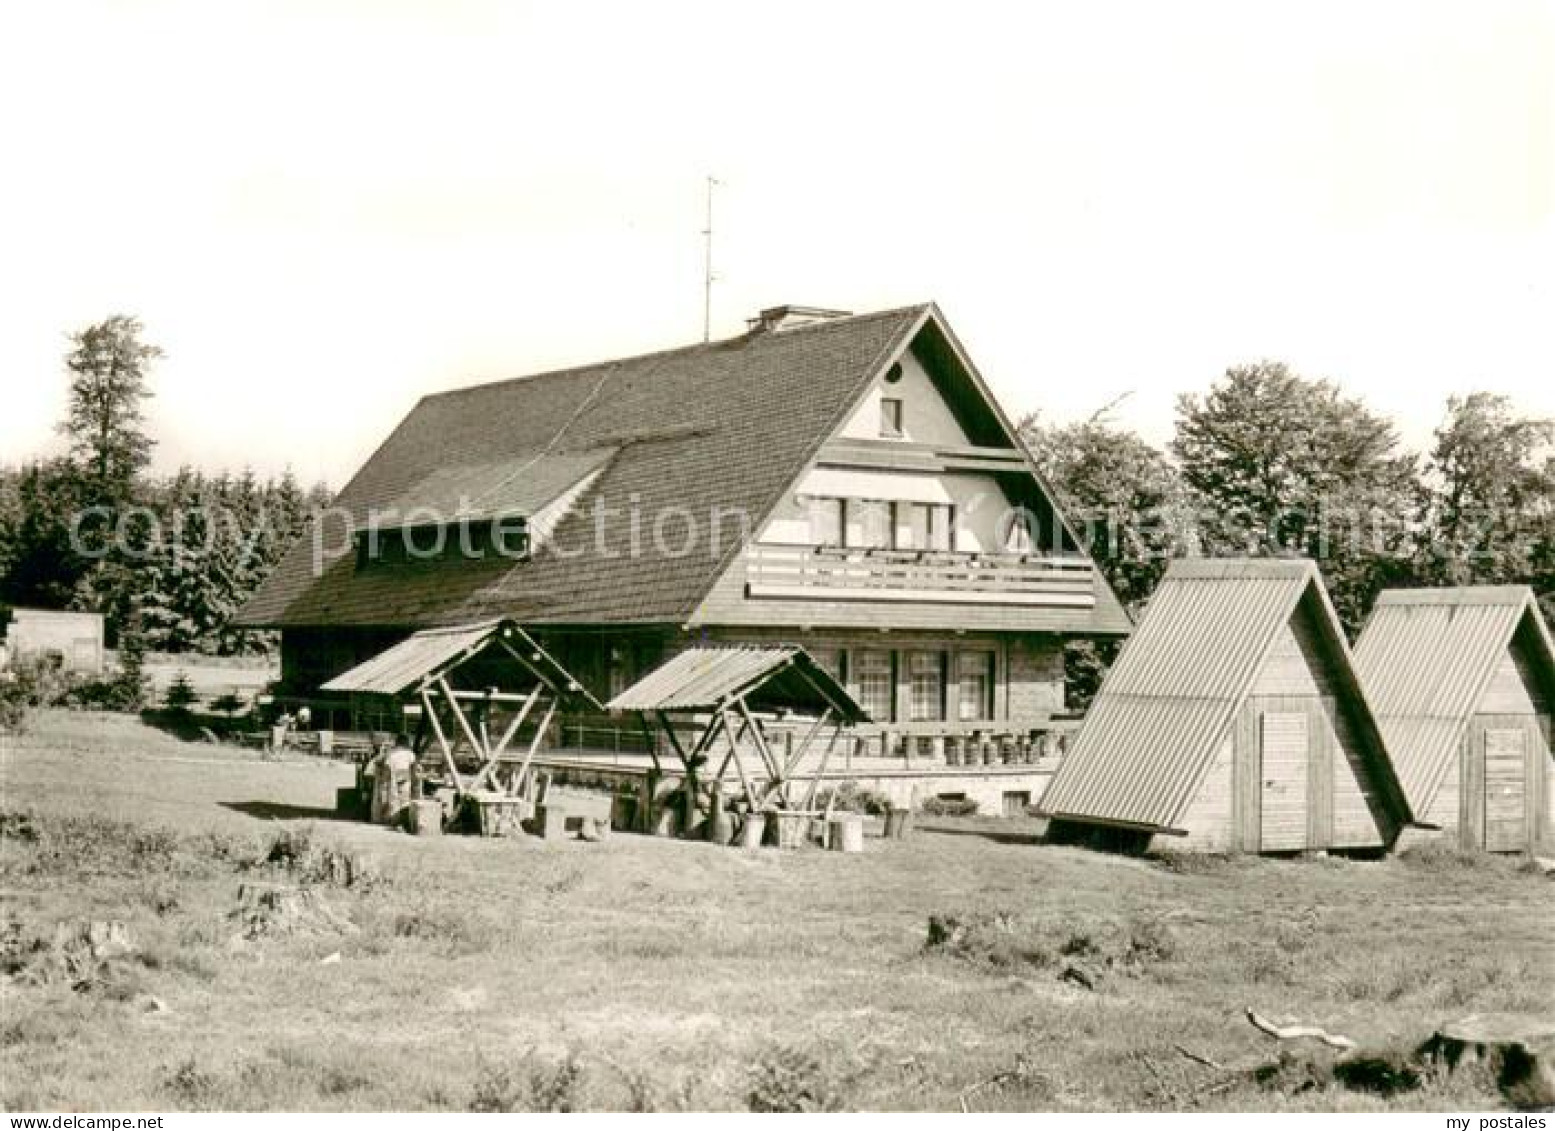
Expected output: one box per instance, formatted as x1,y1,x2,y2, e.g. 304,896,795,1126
744,545,1096,607
815,437,1032,474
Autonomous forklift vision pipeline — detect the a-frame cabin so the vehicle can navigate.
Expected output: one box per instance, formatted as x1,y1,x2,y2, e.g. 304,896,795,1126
1039,559,1411,854
1354,586,1553,852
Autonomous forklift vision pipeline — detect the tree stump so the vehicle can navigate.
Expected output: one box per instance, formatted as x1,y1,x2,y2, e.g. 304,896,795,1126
231,882,356,941
1418,1013,1555,1110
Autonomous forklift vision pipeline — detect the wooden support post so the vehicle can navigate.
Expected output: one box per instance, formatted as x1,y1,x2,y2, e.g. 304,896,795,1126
495,638,563,699
740,704,792,810
438,677,487,759
764,706,831,811
490,685,541,759
654,710,718,820
511,697,559,800
735,698,783,786
421,689,462,794
444,687,549,705
469,684,542,793
712,712,753,783
718,710,763,817
656,710,691,763
785,709,831,781
634,712,663,774
677,720,722,821
800,718,844,813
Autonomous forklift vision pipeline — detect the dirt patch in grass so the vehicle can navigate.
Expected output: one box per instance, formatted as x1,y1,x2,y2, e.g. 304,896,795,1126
925,908,1181,988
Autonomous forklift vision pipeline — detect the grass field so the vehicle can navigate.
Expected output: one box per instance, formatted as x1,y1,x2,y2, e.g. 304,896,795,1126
1,710,1550,1112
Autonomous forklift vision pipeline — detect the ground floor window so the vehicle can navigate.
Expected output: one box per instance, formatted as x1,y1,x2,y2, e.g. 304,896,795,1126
958,650,995,720
908,650,945,721
853,649,894,721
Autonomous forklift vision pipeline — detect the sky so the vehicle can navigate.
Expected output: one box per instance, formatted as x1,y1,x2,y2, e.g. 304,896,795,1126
1,0,1550,490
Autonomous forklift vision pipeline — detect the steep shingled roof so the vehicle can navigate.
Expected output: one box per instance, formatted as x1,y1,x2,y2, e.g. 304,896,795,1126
234,304,1129,632
1039,558,1405,832
1353,586,1554,819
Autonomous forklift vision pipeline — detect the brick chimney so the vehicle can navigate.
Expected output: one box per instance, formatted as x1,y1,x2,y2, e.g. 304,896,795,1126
746,305,853,333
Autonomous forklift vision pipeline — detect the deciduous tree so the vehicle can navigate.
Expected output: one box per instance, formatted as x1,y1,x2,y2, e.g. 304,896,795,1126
1173,361,1420,629
1419,393,1553,593
1021,406,1196,707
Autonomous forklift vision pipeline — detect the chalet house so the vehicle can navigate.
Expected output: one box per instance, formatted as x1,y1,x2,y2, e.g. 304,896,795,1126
234,303,1130,767
1039,559,1410,853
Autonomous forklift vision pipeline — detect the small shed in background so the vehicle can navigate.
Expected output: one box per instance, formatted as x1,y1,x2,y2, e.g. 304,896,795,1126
1,607,105,676
1039,559,1409,854
1354,586,1553,852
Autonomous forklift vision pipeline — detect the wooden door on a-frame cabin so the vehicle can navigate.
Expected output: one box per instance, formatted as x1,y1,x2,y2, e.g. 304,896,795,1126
1463,718,1532,852
1258,710,1310,852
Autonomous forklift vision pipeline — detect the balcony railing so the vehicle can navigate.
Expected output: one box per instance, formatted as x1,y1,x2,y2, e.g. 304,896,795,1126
745,545,1096,607
545,712,1083,772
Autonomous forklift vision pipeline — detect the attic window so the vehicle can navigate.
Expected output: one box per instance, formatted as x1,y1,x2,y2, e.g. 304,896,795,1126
880,397,904,438
355,519,528,569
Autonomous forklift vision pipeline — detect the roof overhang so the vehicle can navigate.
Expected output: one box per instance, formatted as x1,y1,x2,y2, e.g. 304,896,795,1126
321,618,601,708
606,645,868,724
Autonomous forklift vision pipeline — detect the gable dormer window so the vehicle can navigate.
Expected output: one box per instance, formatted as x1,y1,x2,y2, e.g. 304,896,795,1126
879,397,904,438
355,518,528,569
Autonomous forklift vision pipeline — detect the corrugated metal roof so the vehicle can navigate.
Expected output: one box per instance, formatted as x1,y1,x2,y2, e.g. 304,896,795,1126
321,618,600,706
1353,586,1552,816
1039,557,1395,832
606,645,867,722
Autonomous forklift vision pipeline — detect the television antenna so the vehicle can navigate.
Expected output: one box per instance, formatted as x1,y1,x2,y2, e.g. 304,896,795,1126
702,175,720,342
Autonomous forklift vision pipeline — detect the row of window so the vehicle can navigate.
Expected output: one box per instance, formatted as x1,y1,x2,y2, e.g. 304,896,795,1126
806,497,957,552
810,647,995,723
355,520,529,567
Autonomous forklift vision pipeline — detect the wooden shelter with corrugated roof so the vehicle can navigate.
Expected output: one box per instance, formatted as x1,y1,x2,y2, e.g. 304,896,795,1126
1354,586,1552,852
320,618,601,804
1039,559,1410,854
606,645,868,837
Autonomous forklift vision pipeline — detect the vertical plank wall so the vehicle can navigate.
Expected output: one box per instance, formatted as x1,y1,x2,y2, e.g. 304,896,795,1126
1232,603,1388,849
1457,636,1550,850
